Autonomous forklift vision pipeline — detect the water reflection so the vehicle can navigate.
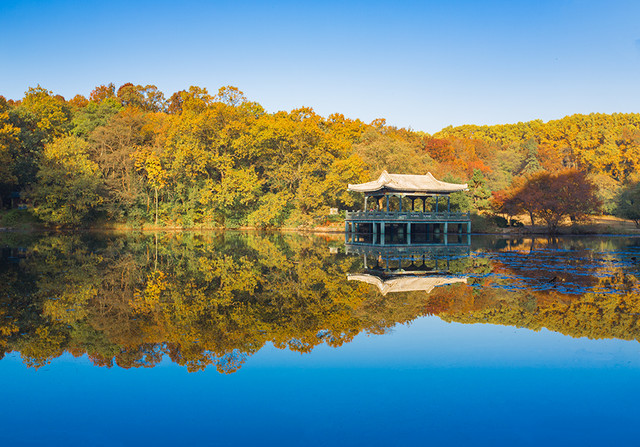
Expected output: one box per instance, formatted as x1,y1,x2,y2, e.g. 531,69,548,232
0,232,639,373
346,237,470,295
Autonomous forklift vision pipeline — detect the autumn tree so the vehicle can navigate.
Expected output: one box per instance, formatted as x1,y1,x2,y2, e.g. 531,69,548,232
0,97,19,207
117,83,166,112
503,170,601,232
133,148,168,225
89,107,157,222
89,83,116,103
354,127,434,176
8,86,72,188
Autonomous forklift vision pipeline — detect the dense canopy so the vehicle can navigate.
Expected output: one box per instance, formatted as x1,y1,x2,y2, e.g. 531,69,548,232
1,83,639,230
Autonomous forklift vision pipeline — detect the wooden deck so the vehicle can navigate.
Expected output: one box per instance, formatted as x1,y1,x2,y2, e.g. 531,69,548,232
345,210,471,223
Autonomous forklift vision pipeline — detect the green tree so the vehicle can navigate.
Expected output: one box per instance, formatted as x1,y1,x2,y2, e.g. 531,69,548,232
469,169,492,212
30,136,104,226
519,138,542,175
615,182,640,227
72,97,123,137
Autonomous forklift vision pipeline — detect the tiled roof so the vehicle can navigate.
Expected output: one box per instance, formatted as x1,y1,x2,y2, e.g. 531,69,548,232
348,170,468,193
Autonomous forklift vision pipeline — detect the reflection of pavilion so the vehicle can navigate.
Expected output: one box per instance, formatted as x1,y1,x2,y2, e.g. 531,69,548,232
345,241,470,295
348,273,468,295
345,242,471,264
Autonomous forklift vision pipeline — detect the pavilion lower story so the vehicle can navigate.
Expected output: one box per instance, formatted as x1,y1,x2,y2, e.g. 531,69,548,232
344,213,472,246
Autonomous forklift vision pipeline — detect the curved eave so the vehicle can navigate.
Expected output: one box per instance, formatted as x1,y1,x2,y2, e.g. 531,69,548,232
348,171,468,194
348,186,469,194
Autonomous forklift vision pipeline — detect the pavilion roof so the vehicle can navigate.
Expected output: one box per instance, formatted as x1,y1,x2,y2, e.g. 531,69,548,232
348,273,468,295
348,171,468,194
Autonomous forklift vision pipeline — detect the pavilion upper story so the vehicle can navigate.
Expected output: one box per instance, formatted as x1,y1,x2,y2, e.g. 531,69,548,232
346,170,470,217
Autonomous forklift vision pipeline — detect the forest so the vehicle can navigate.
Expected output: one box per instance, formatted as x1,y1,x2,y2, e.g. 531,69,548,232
1,83,640,230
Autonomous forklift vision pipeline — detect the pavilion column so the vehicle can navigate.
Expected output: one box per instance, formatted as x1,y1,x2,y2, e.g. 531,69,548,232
447,196,451,212
364,196,368,211
435,196,439,212
444,223,448,246
399,195,402,212
381,222,386,245
407,222,412,245
386,195,390,212
422,198,426,212
411,198,415,211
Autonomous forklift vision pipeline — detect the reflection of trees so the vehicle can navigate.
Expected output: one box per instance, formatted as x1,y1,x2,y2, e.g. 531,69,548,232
1,232,385,372
441,272,640,341
1,233,640,373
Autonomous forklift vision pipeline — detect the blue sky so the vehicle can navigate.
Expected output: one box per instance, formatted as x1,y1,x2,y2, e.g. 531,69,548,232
1,0,639,132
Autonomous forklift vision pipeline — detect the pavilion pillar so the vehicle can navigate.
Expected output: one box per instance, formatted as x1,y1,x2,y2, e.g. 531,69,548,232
422,198,426,212
381,222,386,246
407,222,412,245
411,198,415,211
386,195,390,212
444,222,448,235
364,196,368,211
467,221,471,234
447,196,450,212
373,221,378,243
435,196,439,212
399,195,402,212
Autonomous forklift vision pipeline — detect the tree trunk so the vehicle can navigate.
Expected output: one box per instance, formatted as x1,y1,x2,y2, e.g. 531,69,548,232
529,211,535,226
154,187,158,226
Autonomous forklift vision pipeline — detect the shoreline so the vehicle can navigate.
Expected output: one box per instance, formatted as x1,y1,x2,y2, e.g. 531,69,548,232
1,222,639,237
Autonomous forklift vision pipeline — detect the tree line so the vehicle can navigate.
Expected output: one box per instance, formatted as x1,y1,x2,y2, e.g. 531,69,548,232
1,83,639,230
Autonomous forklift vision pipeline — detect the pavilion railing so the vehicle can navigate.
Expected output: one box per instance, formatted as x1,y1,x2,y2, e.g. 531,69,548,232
345,210,471,221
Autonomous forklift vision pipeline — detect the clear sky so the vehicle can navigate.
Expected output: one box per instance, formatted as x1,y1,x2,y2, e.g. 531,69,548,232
1,0,639,133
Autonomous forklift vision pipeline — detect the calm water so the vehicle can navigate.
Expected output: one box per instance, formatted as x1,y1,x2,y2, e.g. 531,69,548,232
1,232,640,446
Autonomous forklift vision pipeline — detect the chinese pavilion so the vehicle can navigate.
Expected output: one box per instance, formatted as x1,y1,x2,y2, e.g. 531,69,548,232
345,171,471,245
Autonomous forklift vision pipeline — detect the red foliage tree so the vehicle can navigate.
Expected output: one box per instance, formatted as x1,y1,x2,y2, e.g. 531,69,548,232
502,170,601,232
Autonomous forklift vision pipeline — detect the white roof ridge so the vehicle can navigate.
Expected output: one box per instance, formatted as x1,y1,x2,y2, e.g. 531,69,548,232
348,171,468,193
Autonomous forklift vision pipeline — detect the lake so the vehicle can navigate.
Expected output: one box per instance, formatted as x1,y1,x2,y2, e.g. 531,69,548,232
1,231,639,446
